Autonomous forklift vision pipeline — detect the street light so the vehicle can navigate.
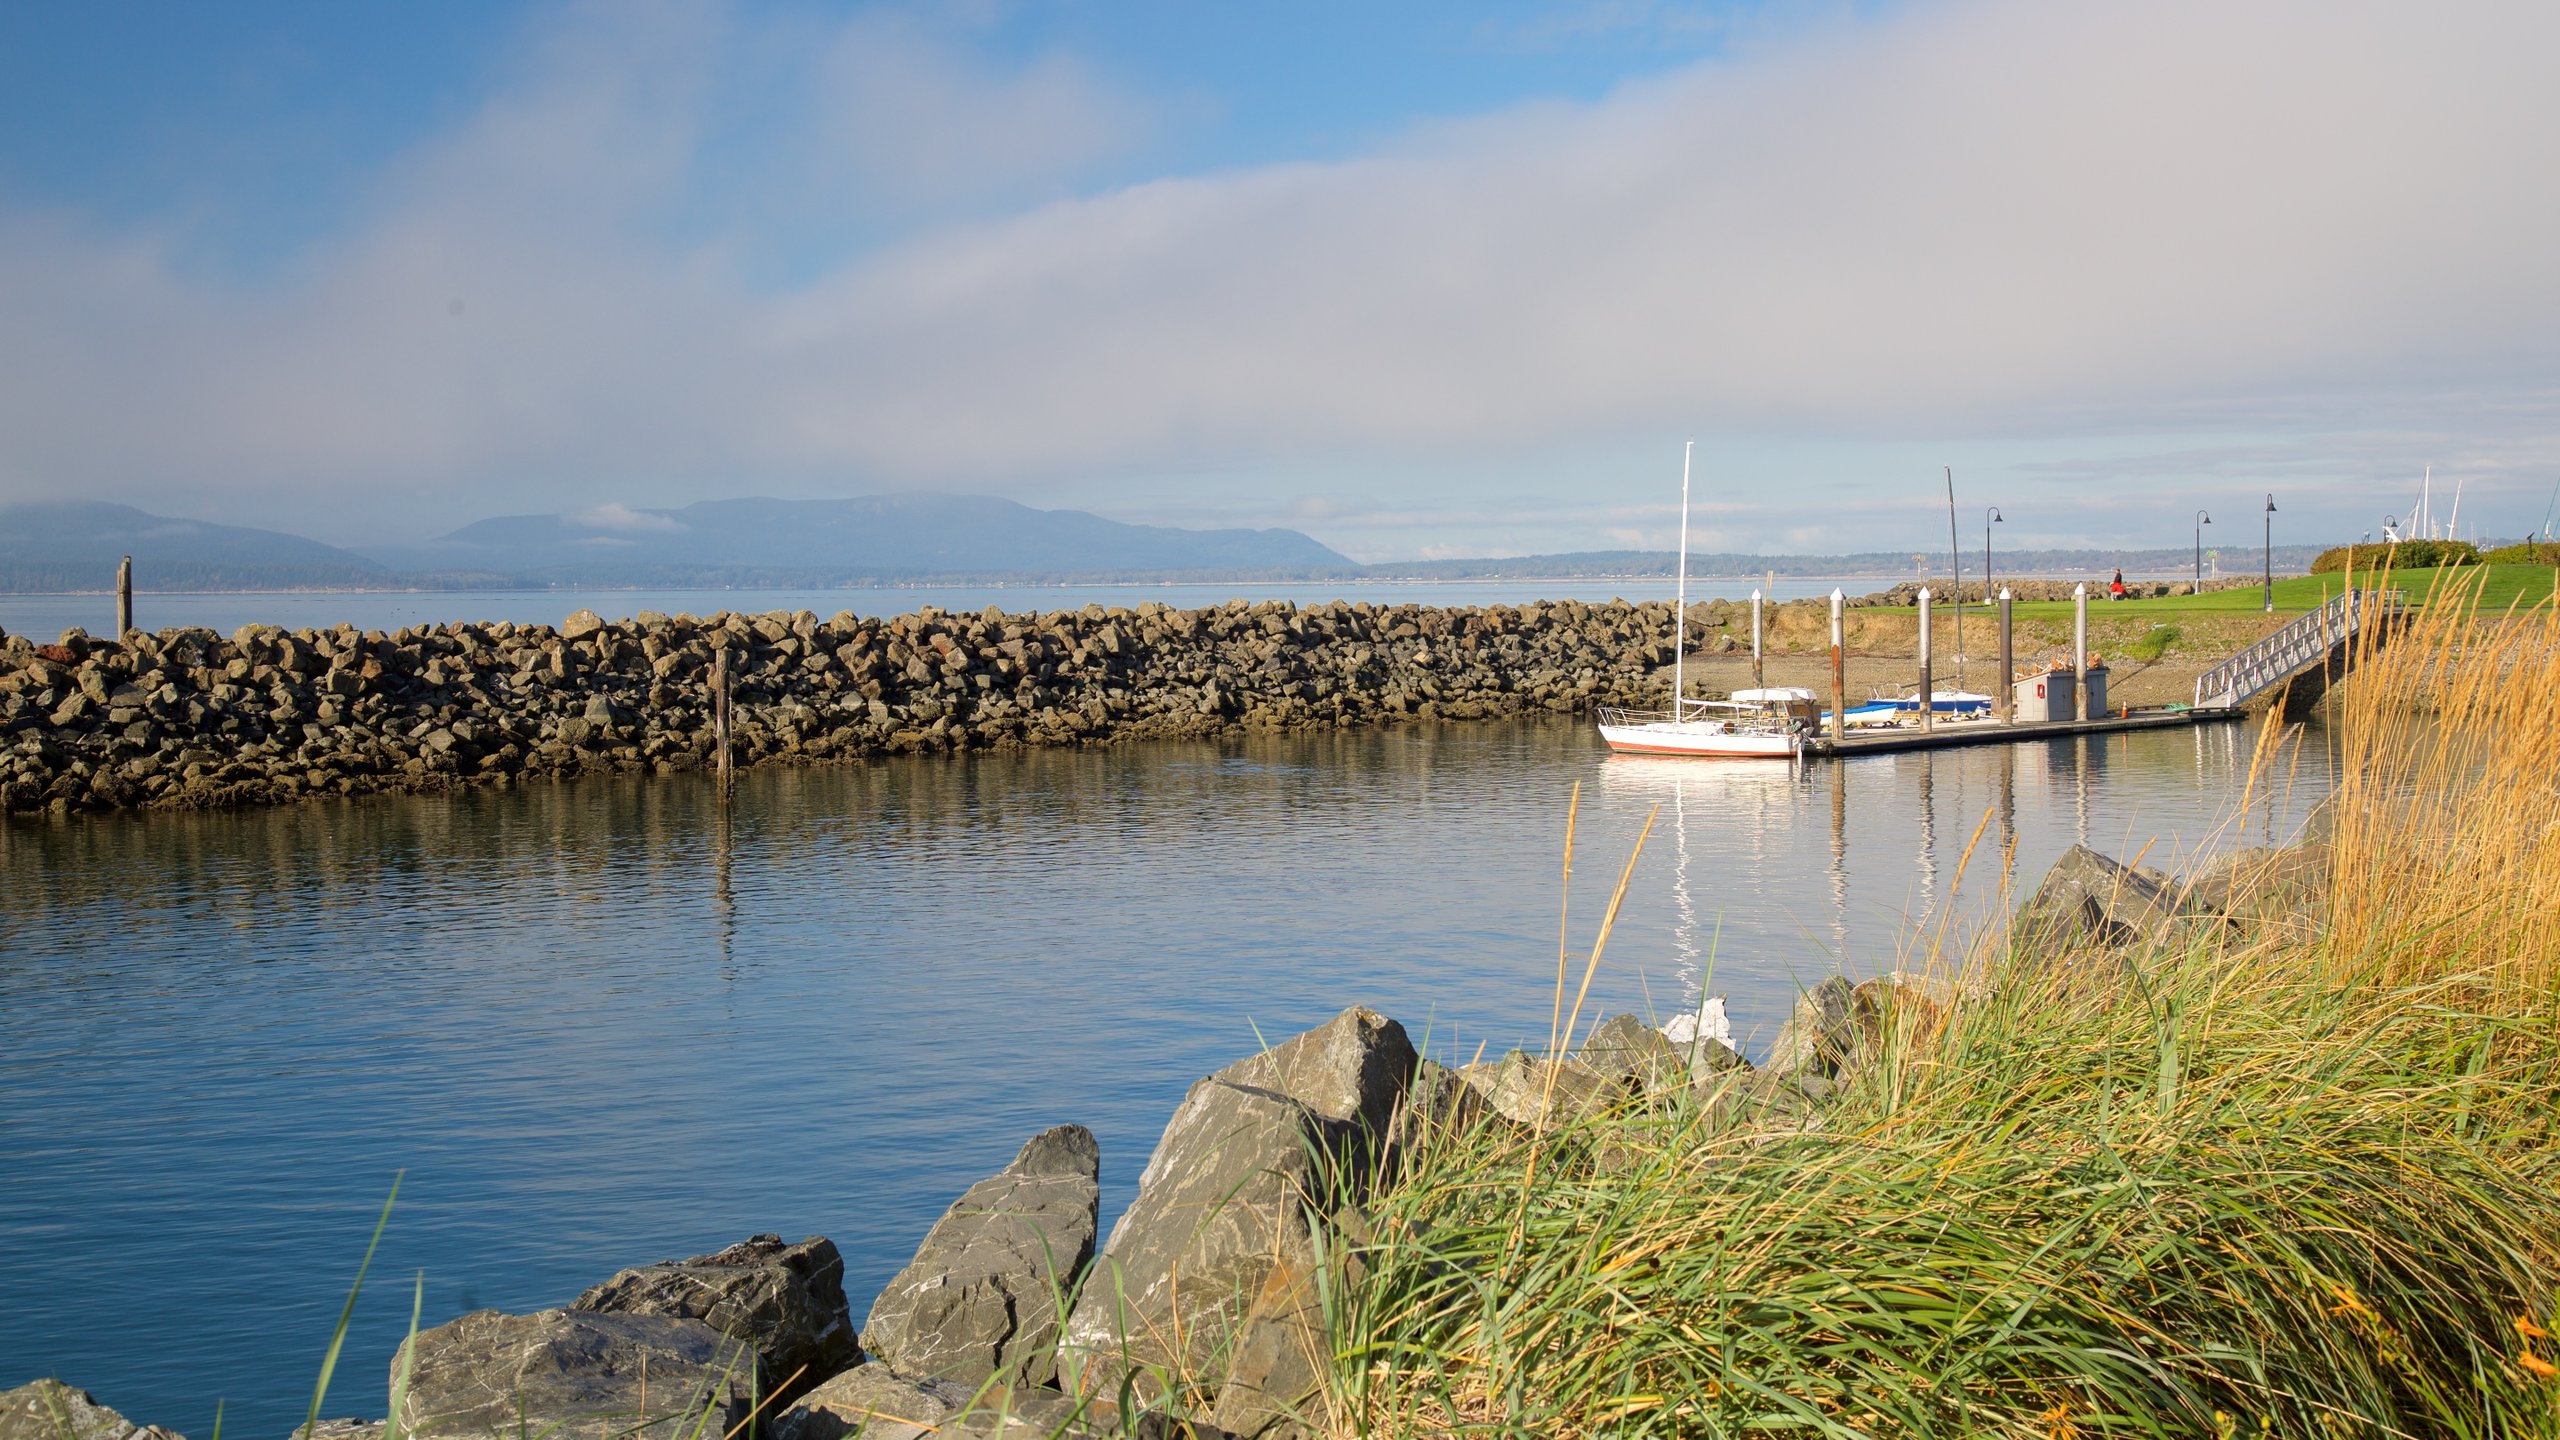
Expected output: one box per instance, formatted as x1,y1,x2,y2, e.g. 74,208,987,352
1983,507,2003,611
2261,494,2277,612
2195,510,2212,587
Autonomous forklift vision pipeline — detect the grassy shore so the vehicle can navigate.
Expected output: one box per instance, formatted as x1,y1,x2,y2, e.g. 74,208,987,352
1328,582,2560,1437
2004,563,2560,620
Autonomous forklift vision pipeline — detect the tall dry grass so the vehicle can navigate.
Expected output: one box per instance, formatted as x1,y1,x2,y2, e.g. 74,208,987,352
2325,571,2560,991
1325,582,2560,1438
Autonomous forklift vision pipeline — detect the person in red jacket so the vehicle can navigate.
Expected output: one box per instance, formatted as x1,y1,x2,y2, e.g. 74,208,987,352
2109,568,2128,601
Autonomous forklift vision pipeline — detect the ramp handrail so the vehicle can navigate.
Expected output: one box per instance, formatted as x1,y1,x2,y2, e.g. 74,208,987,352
2192,588,2405,709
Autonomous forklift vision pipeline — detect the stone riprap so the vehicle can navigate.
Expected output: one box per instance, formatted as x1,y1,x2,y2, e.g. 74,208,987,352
0,597,1700,816
570,1232,858,1406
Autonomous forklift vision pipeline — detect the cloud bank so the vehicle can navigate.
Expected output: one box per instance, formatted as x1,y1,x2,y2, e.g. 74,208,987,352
2,0,2555,546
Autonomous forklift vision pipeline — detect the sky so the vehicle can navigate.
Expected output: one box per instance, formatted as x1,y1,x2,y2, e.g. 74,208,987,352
2,0,2556,562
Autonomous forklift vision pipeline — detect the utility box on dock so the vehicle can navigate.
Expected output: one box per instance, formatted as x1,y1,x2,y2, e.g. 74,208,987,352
2014,665,2110,722
2015,669,2073,722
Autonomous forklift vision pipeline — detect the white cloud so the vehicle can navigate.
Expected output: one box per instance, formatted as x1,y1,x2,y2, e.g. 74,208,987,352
812,9,1154,212
567,501,684,532
1,0,2556,558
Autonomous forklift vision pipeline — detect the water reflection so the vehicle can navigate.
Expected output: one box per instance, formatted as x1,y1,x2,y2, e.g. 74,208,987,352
0,714,2334,1437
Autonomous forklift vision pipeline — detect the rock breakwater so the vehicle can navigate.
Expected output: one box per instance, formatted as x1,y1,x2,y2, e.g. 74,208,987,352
0,597,1722,815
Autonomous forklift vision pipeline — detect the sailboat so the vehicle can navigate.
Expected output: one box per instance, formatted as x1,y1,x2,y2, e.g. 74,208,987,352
1595,443,1812,760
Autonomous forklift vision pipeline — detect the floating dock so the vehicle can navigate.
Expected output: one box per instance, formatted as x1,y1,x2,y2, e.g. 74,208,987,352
1807,706,2242,759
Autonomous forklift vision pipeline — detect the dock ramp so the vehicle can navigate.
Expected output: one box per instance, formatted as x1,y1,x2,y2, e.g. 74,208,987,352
2192,588,2404,711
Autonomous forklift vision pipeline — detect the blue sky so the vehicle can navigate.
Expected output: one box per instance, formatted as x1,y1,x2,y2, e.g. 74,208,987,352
2,0,2555,559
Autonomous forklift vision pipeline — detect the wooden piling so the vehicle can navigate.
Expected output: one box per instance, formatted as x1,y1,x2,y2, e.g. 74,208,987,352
2073,584,2090,723
713,645,732,802
1750,589,1764,692
116,556,132,638
1996,588,2013,722
1917,587,1934,733
1829,589,1845,743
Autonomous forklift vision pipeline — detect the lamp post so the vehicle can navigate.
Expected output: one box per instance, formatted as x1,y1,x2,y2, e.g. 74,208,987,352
2261,494,2277,612
2195,510,2212,586
1983,507,2003,611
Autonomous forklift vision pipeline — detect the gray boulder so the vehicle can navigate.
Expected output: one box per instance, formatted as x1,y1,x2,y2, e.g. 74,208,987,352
287,1424,383,1440
574,1233,857,1403
392,1308,759,1440
1763,977,1856,1078
2013,843,2196,950
1205,1236,1333,1440
1455,1051,1622,1131
863,1125,1101,1388
777,1366,974,1440
1577,1014,1687,1096
1059,1008,1414,1404
0,1380,183,1440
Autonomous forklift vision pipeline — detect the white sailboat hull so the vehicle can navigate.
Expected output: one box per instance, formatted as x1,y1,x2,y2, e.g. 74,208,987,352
1597,717,1800,759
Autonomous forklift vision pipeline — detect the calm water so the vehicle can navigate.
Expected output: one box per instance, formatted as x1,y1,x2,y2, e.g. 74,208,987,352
0,714,2333,1435
0,578,1885,643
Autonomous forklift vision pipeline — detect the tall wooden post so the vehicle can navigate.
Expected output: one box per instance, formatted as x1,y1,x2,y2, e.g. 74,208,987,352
713,645,732,802
116,556,132,638
1996,588,2013,722
1917,587,1934,733
1750,589,1764,692
1828,589,1845,744
2073,584,2090,723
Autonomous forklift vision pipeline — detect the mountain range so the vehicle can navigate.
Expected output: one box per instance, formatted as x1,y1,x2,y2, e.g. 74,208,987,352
0,496,2338,593
0,497,1357,592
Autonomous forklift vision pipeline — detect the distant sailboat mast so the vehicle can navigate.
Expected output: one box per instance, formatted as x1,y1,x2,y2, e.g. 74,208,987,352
1673,440,1692,720
2447,472,2465,544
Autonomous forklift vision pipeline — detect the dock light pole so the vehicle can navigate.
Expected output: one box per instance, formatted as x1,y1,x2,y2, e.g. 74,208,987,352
2262,494,2277,612
1983,507,2002,611
1917,587,1934,734
2195,510,2212,586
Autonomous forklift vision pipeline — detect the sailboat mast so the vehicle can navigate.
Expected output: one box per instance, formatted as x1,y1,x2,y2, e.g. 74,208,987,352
1674,440,1692,719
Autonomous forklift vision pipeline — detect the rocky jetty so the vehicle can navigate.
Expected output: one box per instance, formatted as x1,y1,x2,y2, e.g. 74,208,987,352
0,597,1703,816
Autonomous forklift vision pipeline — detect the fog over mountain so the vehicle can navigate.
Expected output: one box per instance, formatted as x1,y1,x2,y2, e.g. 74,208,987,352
0,502,392,592
0,495,1361,592
365,495,1360,585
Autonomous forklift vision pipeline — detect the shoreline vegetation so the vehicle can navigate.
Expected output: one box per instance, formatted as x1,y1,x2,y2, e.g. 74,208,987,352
5,578,2553,1436
0,574,2364,818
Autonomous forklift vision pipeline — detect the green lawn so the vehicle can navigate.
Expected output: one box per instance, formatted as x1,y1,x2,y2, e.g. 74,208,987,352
2005,563,2557,619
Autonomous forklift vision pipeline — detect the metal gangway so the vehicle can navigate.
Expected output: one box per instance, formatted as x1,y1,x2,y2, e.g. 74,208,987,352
2192,587,2405,710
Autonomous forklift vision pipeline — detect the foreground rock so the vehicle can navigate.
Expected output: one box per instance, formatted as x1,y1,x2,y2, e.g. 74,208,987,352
864,1125,1101,1388
393,1309,759,1440
1457,1051,1623,1131
2013,843,2211,950
776,1366,975,1440
0,1381,183,1440
1060,1008,1415,1404
574,1233,856,1404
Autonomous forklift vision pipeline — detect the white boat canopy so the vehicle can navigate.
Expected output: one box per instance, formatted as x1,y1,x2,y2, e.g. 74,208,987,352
1730,687,1817,704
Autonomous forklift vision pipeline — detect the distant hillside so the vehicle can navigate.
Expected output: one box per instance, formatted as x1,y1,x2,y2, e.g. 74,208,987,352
0,501,398,592
367,495,1360,585
1363,545,2334,581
